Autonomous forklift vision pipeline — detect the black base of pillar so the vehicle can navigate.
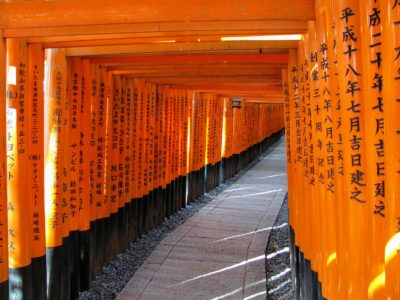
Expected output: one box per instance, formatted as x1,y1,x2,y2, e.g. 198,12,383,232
288,226,326,300
9,264,33,300
126,201,133,248
68,230,80,300
118,205,127,252
109,212,119,261
93,218,105,279
103,215,112,263
79,229,90,292
31,255,47,300
145,193,149,233
47,243,69,300
137,197,143,238
0,280,8,300
131,199,139,242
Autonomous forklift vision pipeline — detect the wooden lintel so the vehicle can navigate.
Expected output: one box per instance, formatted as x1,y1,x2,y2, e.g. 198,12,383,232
106,64,286,71
110,69,283,78
25,28,304,45
92,53,288,65
244,99,284,104
108,67,284,76
0,1,314,29
5,20,308,39
143,77,283,86
40,33,301,49
64,41,296,57
167,84,282,93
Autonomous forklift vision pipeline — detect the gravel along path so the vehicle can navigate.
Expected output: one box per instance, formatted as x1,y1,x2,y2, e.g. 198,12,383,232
79,146,277,300
265,195,294,299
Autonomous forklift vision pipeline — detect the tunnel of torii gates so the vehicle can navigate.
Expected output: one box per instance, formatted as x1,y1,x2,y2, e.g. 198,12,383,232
0,0,398,299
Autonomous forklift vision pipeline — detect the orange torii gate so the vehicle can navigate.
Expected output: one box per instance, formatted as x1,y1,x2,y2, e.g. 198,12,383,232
284,0,400,299
4,49,284,299
2,57,281,299
0,2,312,300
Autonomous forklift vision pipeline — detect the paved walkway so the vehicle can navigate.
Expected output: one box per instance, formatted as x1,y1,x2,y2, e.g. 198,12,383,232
117,138,287,300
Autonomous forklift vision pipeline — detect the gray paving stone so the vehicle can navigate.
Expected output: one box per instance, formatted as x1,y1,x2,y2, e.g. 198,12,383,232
167,244,247,263
193,220,260,233
243,272,268,299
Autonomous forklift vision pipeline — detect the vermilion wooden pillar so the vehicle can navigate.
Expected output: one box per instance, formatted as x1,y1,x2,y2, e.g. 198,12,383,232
0,31,8,300
66,56,83,300
334,1,370,298
6,38,33,300
44,48,69,300
28,43,46,300
78,58,93,291
382,0,400,298
359,0,386,299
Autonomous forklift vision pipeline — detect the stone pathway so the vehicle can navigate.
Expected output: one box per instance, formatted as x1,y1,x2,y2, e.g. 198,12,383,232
117,138,287,300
